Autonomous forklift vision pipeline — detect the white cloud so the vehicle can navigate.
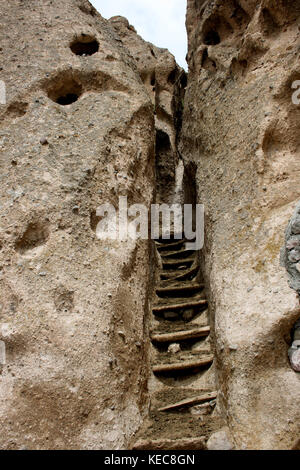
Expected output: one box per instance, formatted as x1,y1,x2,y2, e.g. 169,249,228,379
90,0,187,69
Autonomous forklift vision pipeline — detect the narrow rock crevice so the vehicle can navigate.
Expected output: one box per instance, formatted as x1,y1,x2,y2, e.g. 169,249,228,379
131,67,225,448
132,234,224,450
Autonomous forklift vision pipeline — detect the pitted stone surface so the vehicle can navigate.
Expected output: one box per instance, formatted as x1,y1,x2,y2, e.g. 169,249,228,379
0,0,156,450
181,0,300,450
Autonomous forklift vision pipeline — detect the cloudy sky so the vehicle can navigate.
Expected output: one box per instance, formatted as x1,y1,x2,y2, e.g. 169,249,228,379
90,0,187,69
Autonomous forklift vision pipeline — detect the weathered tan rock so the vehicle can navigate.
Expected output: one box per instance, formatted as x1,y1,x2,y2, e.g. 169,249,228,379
2,0,299,452
109,15,187,205
0,0,156,450
181,0,300,450
206,427,234,450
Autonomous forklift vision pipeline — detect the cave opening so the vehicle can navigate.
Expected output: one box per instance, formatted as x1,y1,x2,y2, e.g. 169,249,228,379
203,30,221,46
70,38,99,56
168,69,177,85
56,93,79,105
46,76,83,105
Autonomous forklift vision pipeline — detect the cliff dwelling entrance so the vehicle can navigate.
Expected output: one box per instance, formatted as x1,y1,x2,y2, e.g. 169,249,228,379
46,76,83,105
70,36,99,56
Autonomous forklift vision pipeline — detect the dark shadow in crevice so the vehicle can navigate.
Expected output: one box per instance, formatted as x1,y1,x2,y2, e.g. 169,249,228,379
70,37,99,56
203,30,220,46
168,69,177,85
47,77,82,105
202,15,233,46
44,69,129,106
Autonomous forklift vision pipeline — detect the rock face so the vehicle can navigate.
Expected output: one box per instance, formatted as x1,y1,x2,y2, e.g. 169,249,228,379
181,0,300,450
2,0,300,452
0,0,158,450
108,16,187,205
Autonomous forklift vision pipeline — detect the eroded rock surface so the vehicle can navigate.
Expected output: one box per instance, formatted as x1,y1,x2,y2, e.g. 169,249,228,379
1,0,300,452
181,0,300,450
0,0,156,450
109,16,187,205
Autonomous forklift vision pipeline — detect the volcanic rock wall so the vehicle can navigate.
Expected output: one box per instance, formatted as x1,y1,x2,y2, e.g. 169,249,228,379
2,0,299,452
109,15,186,205
0,0,159,450
181,0,300,450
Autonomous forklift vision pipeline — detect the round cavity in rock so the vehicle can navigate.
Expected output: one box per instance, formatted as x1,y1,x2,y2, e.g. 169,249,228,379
168,69,177,84
15,221,49,254
47,77,83,106
70,37,99,56
203,30,221,46
56,93,79,105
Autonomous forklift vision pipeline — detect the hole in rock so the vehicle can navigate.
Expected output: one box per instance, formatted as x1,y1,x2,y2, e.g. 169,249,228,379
70,37,99,56
15,221,49,254
260,8,279,35
47,77,83,105
203,30,220,46
156,129,171,153
202,15,233,45
54,93,78,105
180,72,188,89
56,93,79,105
